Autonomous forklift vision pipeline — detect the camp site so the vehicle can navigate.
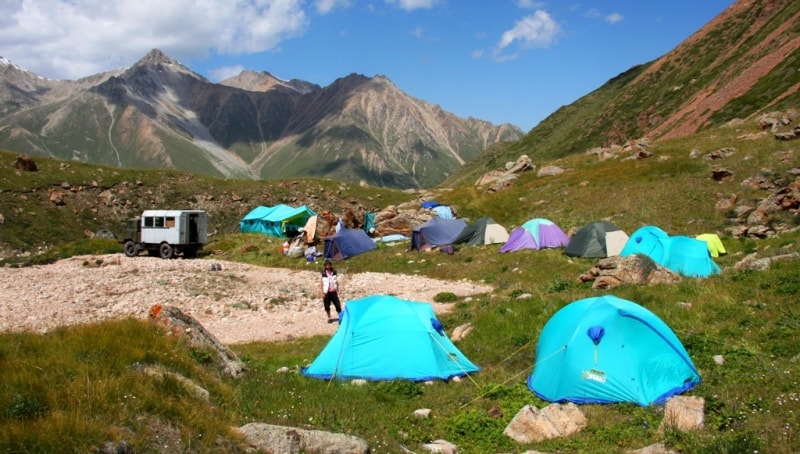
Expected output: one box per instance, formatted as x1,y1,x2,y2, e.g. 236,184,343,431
2,113,799,452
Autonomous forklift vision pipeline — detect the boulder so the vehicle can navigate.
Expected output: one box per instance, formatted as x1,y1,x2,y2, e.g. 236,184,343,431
658,395,705,433
503,403,587,443
578,255,681,289
148,304,246,378
237,423,369,454
13,154,37,171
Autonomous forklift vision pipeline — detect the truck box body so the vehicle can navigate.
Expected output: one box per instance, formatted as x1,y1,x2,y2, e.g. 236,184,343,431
140,210,208,246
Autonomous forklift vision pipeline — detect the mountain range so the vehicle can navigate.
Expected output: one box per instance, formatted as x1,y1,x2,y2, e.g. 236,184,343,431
0,50,521,189
1,0,798,191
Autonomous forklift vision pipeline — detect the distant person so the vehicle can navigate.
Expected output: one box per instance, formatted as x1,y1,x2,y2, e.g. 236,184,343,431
320,260,342,323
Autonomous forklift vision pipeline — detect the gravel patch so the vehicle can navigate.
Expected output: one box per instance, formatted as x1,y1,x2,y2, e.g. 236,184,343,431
0,254,492,344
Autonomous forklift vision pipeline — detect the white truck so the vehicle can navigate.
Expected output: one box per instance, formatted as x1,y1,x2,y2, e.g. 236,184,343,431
121,210,208,259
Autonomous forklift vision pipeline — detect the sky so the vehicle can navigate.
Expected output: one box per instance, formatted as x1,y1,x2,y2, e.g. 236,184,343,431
1,0,736,131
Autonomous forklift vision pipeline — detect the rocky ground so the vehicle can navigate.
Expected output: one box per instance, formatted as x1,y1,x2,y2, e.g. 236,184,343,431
0,254,493,344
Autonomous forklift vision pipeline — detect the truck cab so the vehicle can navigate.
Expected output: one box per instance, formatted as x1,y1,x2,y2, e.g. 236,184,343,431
122,210,208,259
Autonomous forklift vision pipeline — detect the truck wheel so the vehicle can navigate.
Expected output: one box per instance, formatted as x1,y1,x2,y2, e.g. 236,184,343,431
123,240,139,257
159,243,174,259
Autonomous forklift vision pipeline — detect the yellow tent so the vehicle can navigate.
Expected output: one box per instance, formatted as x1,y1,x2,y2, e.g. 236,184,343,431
696,233,726,257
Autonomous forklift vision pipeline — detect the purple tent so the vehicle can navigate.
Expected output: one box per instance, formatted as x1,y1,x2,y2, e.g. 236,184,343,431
499,227,538,253
499,218,569,253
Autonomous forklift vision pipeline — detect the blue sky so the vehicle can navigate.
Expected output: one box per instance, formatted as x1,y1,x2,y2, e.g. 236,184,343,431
1,0,734,131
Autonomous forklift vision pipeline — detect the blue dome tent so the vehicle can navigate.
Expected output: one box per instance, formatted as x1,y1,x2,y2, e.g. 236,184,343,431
302,295,480,381
620,228,721,278
409,218,467,252
619,225,670,263
527,295,700,406
323,228,377,261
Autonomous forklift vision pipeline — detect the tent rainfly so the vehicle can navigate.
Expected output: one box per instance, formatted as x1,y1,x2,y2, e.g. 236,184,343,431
239,204,316,238
564,221,628,258
500,218,569,252
409,218,468,252
453,216,509,246
302,295,480,381
621,228,722,278
527,295,701,406
323,228,378,261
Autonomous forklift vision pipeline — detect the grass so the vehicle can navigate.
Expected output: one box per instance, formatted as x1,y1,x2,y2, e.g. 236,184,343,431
1,116,800,452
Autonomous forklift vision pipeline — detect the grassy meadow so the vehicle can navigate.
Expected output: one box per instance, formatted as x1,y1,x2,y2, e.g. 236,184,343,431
1,120,799,453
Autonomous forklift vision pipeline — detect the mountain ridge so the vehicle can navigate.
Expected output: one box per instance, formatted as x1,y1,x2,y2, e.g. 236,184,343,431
0,49,521,188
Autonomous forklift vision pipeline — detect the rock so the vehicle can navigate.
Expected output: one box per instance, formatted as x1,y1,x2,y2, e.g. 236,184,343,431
537,165,565,177
578,255,681,289
451,323,473,342
711,167,733,181
713,355,725,365
136,364,210,401
503,403,587,443
12,154,37,171
148,304,246,378
420,439,458,454
237,423,369,454
627,443,679,454
658,395,705,433
414,408,432,419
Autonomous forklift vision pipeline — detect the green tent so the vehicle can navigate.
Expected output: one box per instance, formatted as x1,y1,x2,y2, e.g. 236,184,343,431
239,204,316,237
564,221,628,258
453,216,509,246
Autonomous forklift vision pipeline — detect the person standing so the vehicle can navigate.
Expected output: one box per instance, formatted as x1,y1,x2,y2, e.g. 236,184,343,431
320,260,342,322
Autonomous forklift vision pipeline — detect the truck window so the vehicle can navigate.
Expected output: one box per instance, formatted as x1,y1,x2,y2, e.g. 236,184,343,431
166,217,175,228
144,217,154,228
154,217,165,228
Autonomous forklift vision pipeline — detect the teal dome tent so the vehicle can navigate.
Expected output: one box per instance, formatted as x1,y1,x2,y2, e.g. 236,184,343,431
302,295,480,381
527,295,700,406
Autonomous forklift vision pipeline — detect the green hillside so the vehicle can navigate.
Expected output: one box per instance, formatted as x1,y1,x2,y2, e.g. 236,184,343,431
1,108,799,452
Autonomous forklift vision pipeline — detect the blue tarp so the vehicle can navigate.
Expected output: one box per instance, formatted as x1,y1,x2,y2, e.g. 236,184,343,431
323,228,377,261
302,295,480,381
240,204,316,237
528,295,700,406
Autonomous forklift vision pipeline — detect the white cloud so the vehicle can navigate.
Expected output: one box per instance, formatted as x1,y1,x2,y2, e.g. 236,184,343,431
605,13,624,24
209,65,246,82
315,0,351,15
471,49,484,59
0,0,309,80
496,10,560,57
516,0,545,9
384,0,438,12
410,25,424,38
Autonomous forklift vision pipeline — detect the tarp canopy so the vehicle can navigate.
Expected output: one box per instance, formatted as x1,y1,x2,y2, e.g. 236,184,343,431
564,221,628,258
527,295,700,406
409,218,467,252
240,204,316,238
696,233,727,257
500,218,569,252
453,216,509,246
323,228,377,261
302,295,480,381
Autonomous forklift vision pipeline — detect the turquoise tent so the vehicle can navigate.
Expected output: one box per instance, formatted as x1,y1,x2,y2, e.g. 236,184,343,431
663,236,722,278
302,295,480,381
621,228,721,278
619,225,670,263
239,204,316,237
528,295,700,406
